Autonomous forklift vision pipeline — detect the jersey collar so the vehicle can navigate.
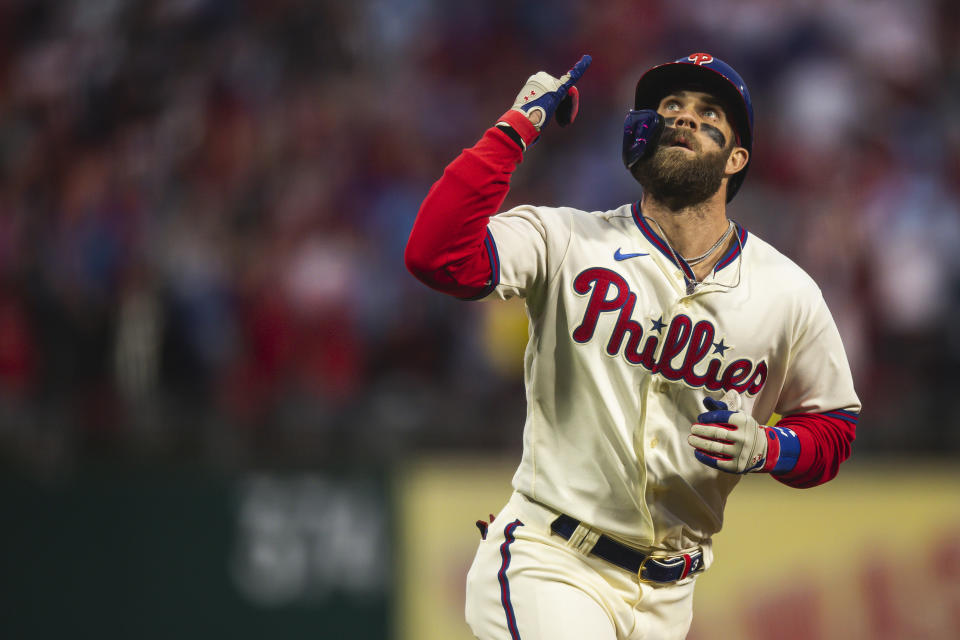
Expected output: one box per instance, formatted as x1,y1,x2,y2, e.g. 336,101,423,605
630,201,748,277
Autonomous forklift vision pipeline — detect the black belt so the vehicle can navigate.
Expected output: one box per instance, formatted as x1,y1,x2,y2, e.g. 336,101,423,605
550,514,704,584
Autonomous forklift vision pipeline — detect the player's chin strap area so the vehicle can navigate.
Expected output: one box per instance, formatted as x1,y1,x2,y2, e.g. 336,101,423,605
550,514,704,584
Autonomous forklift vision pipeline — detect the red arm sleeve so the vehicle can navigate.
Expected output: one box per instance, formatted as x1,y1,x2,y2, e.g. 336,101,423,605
404,110,539,299
773,411,858,489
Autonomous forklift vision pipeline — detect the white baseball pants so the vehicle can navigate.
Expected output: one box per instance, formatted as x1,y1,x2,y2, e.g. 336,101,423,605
465,492,697,640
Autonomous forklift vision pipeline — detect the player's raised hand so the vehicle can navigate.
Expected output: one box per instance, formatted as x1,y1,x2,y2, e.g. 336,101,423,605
510,55,592,131
688,398,800,475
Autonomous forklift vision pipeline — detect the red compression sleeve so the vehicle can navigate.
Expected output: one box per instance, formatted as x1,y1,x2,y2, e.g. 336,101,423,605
772,412,857,488
404,110,539,299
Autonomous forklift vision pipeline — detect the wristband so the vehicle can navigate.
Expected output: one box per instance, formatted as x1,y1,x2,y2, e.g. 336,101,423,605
762,425,800,474
496,109,541,149
495,123,526,151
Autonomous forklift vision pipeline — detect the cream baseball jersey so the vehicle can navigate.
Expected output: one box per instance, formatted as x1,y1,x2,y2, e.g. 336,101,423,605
482,200,861,556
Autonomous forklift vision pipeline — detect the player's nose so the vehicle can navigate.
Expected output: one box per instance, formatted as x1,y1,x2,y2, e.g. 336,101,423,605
673,111,699,131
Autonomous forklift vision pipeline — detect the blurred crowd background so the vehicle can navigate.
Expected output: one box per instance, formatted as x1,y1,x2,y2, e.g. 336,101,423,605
1,0,960,478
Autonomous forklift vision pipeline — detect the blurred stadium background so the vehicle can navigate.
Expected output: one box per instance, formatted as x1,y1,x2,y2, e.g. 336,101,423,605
0,1,958,638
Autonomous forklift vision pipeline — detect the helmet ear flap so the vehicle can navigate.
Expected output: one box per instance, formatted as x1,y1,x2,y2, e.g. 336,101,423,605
622,109,664,171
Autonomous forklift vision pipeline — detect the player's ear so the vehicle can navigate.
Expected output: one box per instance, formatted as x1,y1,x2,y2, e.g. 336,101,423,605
725,146,749,176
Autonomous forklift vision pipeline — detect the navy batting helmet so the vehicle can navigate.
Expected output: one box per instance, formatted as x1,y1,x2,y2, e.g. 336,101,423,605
632,53,754,202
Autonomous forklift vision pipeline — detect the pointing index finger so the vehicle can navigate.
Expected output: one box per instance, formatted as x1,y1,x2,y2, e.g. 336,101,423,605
562,54,592,88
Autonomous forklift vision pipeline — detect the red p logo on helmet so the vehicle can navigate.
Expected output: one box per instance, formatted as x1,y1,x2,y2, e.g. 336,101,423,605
687,53,714,65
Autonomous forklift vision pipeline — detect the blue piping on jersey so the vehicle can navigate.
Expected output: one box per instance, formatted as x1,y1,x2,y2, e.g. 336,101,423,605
461,229,501,301
822,410,859,424
630,201,748,276
713,223,749,272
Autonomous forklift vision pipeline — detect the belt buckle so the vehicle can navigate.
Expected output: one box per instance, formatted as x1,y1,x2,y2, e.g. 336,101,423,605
637,554,661,584
638,550,700,584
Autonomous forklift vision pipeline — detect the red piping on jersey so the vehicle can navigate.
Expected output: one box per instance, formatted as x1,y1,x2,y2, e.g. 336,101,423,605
405,110,535,298
631,202,748,277
631,202,696,280
713,224,748,272
772,411,858,488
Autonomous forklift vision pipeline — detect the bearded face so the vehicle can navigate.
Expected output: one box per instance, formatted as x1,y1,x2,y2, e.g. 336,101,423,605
631,126,733,210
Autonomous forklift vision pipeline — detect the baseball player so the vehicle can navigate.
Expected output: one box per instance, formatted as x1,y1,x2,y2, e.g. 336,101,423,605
405,53,860,640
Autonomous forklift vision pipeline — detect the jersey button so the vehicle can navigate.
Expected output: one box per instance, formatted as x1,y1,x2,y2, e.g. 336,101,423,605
650,437,659,448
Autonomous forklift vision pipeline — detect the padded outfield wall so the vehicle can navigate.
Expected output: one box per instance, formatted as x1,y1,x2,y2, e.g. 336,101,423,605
396,458,960,640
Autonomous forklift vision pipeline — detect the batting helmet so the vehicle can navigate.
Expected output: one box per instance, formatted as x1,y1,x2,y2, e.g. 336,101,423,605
632,53,754,202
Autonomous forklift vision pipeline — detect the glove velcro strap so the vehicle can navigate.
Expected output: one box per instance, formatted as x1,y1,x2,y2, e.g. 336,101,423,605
762,425,800,474
496,109,541,149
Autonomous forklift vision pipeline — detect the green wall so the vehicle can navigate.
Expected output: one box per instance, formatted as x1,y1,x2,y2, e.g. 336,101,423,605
1,467,391,639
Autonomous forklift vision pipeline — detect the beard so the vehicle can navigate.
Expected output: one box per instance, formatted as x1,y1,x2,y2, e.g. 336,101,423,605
631,129,731,210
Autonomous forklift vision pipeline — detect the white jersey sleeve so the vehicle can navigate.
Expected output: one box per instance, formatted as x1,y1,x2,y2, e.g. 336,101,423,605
485,205,575,301
776,287,861,416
